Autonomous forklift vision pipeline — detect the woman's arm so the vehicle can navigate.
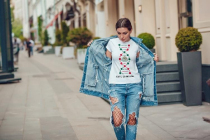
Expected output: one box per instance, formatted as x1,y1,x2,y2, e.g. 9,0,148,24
106,50,112,59
153,53,159,62
136,51,140,58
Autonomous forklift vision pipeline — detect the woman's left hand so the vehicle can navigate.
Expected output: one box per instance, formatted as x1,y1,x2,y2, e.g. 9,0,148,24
153,53,159,62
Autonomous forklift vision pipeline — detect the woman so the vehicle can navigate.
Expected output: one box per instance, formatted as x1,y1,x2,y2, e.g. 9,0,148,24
80,18,158,140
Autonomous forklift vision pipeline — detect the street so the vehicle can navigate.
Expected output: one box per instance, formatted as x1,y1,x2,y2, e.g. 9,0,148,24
0,50,210,140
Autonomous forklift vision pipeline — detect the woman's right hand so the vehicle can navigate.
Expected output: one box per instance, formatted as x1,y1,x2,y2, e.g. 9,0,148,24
87,40,93,46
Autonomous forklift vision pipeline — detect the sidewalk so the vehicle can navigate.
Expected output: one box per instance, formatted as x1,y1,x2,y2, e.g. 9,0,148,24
0,50,209,140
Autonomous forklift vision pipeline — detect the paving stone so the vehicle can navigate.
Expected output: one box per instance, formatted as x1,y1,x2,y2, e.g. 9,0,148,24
1,52,210,140
0,135,23,140
40,116,78,140
23,131,42,140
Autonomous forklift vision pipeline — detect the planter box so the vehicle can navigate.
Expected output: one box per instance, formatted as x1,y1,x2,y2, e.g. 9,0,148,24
177,51,202,106
43,46,52,53
77,49,87,64
62,47,75,59
55,46,61,56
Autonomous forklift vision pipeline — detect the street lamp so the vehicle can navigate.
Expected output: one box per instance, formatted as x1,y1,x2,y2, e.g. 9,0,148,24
65,3,71,11
138,5,142,13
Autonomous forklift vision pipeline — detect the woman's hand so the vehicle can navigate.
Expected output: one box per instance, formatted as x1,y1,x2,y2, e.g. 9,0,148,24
87,40,93,46
153,53,159,62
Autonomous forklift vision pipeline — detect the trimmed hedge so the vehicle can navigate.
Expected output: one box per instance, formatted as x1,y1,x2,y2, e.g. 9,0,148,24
67,27,92,48
93,37,101,40
175,27,202,52
137,33,155,49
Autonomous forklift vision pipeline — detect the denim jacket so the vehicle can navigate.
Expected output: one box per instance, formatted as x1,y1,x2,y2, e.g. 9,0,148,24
80,36,158,106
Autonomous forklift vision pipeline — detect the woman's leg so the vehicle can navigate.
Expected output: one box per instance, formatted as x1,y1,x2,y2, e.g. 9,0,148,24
125,83,142,140
109,85,126,140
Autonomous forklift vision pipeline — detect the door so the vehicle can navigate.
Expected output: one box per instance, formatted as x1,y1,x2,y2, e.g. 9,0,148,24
178,0,193,29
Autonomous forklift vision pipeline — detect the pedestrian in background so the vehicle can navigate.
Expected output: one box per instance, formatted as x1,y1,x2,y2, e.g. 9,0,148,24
30,38,34,56
81,18,159,140
26,38,32,57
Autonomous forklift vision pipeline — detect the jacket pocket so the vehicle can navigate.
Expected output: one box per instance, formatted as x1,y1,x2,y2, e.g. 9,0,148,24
141,73,154,97
85,63,99,87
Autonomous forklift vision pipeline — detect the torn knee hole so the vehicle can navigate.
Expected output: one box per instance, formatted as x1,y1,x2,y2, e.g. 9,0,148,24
110,96,118,104
127,112,136,125
112,106,123,127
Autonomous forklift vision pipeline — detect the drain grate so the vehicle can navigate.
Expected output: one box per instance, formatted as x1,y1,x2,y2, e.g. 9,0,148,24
33,74,50,78
55,77,74,80
88,117,110,121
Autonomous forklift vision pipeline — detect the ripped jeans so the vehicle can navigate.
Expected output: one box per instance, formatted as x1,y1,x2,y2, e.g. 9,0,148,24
109,83,142,140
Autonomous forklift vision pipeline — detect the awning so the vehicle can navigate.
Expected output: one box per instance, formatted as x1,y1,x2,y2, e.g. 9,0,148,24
46,11,62,29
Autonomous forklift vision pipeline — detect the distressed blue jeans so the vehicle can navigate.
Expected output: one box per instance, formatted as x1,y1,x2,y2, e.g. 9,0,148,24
109,83,143,140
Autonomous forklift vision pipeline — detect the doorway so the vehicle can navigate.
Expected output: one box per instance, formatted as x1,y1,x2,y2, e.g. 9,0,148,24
178,0,193,29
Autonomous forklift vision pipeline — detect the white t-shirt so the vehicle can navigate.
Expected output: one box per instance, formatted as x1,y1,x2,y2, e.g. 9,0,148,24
106,38,141,84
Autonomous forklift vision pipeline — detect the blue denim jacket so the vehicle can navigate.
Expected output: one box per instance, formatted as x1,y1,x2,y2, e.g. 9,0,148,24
80,36,158,106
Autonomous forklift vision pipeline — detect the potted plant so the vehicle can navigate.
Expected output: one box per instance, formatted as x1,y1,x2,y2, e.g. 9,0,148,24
175,27,203,106
61,21,74,59
137,33,155,53
42,29,52,53
93,37,101,40
67,27,92,64
54,29,63,56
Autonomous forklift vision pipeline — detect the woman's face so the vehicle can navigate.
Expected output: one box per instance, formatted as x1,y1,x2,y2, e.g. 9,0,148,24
116,27,132,42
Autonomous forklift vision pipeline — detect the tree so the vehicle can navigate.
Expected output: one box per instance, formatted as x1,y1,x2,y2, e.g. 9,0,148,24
12,19,23,38
67,27,92,48
43,30,50,46
10,6,23,38
38,16,43,43
54,29,63,46
61,21,69,46
10,7,14,22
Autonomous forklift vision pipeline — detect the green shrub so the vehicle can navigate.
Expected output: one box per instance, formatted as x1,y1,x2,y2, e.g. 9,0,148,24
175,27,202,52
43,30,50,46
67,27,92,48
93,37,101,40
61,21,69,46
37,16,43,43
137,33,155,49
54,29,63,46
12,18,23,38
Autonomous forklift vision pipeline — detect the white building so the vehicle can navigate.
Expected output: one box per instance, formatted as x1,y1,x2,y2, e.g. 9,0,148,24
22,0,94,44
21,0,210,65
13,0,23,20
22,0,30,38
93,0,210,64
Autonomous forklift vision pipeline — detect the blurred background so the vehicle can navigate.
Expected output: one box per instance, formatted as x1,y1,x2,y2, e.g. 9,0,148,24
9,0,210,63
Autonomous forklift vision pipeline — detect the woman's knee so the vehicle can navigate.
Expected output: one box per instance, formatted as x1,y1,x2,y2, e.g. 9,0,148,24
112,106,124,127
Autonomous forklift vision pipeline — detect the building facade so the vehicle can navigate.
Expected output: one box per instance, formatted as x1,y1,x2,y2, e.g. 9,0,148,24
21,0,210,64
12,0,23,20
94,0,210,64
